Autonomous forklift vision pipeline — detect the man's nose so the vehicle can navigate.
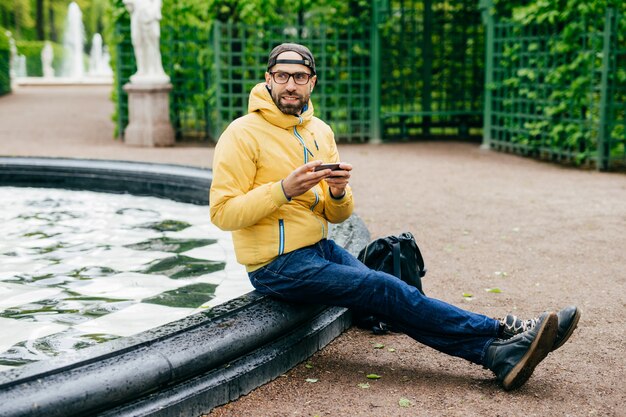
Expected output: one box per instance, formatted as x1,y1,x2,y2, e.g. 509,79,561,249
285,75,298,89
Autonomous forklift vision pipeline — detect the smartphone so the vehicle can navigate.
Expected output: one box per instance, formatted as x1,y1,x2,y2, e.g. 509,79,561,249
314,163,341,172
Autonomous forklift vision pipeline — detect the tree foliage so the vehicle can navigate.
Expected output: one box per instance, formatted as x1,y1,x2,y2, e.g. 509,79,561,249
0,27,10,95
15,40,64,76
2,0,109,50
105,0,372,139
491,0,626,166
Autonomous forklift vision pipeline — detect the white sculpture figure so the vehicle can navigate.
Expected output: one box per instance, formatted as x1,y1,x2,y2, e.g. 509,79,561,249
123,0,169,83
41,41,55,78
7,31,17,79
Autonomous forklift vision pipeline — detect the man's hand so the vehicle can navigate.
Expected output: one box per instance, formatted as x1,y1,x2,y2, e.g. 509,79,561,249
324,162,352,198
282,161,352,199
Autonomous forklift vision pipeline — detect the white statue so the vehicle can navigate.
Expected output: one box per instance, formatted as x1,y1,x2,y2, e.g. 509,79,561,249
123,0,169,84
7,31,17,79
41,41,55,78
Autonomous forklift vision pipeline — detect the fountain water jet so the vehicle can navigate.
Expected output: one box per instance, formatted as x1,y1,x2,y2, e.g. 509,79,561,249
18,3,113,85
88,33,113,77
61,2,85,79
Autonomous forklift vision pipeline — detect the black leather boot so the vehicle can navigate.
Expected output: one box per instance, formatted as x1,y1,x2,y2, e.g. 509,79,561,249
485,311,558,391
500,306,581,351
552,306,581,350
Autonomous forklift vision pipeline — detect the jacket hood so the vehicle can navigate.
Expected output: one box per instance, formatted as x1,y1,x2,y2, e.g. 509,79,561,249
248,82,314,129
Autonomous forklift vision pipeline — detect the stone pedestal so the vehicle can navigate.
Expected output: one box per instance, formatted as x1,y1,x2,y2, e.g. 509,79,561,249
123,82,175,147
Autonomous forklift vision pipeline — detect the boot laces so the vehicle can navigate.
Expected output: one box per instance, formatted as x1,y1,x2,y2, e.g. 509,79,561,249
500,314,538,338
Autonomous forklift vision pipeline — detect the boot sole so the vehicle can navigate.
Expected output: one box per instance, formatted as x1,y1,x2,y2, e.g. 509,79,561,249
553,307,581,351
502,312,558,391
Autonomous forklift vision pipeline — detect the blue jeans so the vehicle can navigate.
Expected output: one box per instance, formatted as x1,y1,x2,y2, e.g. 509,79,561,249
249,239,499,365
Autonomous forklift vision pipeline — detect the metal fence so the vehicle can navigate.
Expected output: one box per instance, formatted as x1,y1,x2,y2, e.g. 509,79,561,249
482,4,626,170
210,23,371,142
116,22,371,142
0,50,10,96
115,1,486,143
379,0,485,140
113,23,133,139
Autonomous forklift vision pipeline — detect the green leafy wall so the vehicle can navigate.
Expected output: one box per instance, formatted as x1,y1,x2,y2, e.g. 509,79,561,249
14,40,65,77
0,28,10,95
489,0,626,168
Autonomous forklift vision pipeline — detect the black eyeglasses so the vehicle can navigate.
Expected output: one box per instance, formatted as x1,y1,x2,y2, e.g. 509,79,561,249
269,71,312,85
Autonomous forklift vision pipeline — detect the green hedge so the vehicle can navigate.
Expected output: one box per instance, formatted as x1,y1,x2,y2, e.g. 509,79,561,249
0,28,9,50
488,0,626,169
15,40,65,77
105,0,372,139
0,28,10,95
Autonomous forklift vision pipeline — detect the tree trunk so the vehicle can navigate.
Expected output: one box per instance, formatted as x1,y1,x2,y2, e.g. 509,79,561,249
48,4,57,42
36,0,44,40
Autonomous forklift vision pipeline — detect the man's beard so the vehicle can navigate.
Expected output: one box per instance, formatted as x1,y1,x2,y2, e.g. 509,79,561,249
271,89,310,115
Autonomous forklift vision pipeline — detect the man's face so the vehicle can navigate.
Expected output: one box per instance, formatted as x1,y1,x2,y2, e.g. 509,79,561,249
265,51,316,116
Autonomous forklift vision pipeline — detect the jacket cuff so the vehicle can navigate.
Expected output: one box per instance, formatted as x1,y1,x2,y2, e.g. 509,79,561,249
271,181,290,206
328,186,346,200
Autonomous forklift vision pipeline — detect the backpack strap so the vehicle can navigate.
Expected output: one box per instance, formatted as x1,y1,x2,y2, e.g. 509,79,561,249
392,241,401,280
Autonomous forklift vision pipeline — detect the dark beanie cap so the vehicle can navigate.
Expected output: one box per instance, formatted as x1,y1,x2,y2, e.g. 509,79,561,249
267,43,316,75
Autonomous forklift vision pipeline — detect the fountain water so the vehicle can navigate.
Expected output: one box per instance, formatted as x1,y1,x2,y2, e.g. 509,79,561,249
15,55,27,78
61,2,85,79
0,157,367,415
14,2,113,85
88,33,113,77
41,41,55,78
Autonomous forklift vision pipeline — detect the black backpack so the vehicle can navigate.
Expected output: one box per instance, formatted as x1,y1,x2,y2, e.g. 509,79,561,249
353,232,427,334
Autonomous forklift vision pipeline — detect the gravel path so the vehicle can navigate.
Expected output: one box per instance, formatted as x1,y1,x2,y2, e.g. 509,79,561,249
1,86,624,417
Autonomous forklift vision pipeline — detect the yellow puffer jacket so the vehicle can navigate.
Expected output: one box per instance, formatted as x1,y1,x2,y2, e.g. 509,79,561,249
209,83,354,271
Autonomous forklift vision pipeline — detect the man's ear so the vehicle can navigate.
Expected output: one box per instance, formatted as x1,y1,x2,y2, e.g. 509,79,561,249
264,72,272,89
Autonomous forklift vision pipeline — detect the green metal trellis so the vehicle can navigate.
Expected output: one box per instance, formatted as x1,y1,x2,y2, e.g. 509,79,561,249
115,0,486,144
0,50,11,96
481,1,626,171
379,0,485,140
210,22,371,142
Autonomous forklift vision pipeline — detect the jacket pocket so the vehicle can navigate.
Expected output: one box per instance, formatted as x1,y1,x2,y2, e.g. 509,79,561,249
278,218,285,255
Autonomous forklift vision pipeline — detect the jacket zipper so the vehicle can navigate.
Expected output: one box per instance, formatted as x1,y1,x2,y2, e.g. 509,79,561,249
278,219,285,255
293,126,325,238
293,127,313,163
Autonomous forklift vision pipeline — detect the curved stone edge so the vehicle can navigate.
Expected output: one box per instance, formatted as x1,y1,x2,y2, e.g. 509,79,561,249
0,156,213,205
0,156,371,417
99,306,351,417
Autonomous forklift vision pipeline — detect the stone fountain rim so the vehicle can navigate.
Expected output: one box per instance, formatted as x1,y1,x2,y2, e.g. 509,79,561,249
0,156,369,417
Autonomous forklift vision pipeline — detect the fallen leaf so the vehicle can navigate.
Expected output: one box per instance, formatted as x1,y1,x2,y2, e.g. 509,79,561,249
366,374,381,379
305,378,318,383
358,383,370,389
305,362,313,369
485,287,502,293
462,292,473,298
373,343,385,349
399,398,413,408
388,348,396,352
